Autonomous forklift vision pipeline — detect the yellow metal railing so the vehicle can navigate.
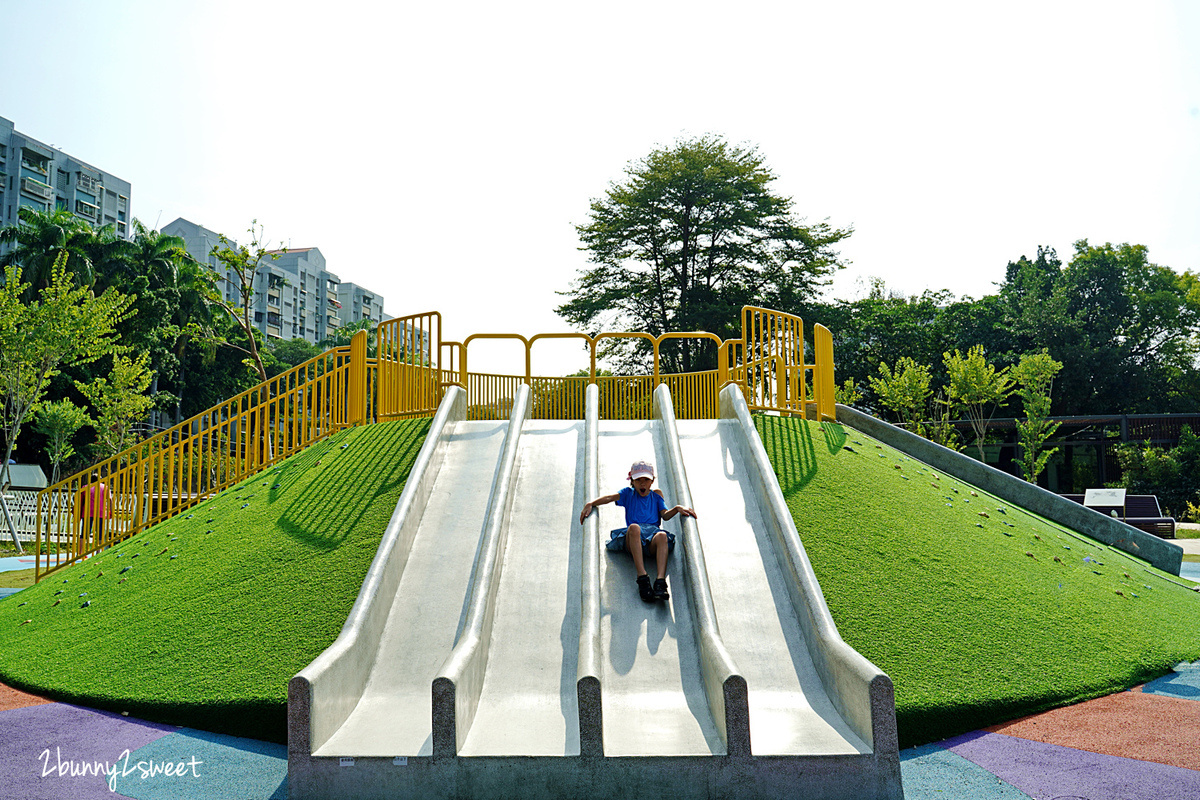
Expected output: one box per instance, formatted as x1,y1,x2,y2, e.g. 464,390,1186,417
739,306,835,421
370,308,833,423
35,334,370,581
376,311,442,420
35,306,835,581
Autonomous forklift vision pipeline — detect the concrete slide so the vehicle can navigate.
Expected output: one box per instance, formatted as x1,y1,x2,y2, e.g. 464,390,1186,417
288,384,902,799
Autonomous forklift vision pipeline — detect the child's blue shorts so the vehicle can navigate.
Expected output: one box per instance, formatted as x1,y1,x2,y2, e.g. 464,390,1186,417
606,524,675,555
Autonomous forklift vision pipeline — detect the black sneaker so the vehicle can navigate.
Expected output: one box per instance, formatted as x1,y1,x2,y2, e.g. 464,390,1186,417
653,578,669,602
637,574,655,602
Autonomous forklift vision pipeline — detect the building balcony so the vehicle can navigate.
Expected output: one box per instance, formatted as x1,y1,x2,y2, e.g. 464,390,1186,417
76,174,100,194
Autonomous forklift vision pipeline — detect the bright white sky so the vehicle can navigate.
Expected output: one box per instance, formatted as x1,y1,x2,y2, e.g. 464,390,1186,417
3,0,1198,376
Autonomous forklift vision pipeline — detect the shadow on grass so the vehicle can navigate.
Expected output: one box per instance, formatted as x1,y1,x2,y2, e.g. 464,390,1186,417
756,416,818,495
820,420,847,454
277,421,428,550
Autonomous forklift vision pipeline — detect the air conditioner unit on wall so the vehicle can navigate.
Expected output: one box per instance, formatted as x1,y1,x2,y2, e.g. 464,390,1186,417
21,177,53,200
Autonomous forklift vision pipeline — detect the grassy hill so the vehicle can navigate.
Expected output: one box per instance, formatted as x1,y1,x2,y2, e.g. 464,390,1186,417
0,418,430,742
2,410,1196,751
755,414,1200,748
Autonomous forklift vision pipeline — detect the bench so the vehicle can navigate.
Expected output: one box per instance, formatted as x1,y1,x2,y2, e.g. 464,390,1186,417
1060,493,1176,539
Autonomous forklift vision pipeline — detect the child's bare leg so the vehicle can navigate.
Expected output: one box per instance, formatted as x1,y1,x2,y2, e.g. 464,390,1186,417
650,530,669,579
624,524,647,576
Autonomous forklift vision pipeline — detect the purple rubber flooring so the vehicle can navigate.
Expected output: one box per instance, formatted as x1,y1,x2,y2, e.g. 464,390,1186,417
947,730,1200,800
0,702,175,800
0,695,286,800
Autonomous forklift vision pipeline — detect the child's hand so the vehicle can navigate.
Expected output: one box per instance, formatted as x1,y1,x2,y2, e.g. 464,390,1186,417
579,503,593,525
677,505,697,519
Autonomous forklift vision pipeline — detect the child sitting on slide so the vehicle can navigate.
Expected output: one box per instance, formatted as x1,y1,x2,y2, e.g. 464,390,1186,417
578,460,696,602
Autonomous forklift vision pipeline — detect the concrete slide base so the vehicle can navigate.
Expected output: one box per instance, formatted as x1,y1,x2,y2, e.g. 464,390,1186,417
289,753,898,800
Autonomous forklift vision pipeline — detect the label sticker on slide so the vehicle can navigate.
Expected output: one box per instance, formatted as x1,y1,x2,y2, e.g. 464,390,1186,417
393,756,408,766
340,757,355,768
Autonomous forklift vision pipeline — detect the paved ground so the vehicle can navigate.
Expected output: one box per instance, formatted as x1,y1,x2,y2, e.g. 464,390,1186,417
0,682,286,800
0,664,1197,799
901,662,1200,799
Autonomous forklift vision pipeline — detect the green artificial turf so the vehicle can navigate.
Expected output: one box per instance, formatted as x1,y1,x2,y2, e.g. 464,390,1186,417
755,415,1200,749
0,418,430,742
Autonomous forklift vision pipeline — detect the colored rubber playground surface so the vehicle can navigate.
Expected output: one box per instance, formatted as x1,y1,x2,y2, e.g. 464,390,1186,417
1,664,1198,799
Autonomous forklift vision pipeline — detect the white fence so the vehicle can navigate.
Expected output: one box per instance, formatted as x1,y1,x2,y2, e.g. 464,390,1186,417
1,491,69,545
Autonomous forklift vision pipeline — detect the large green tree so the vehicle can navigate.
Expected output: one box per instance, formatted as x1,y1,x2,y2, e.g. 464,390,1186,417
997,241,1200,414
117,221,215,424
558,136,851,373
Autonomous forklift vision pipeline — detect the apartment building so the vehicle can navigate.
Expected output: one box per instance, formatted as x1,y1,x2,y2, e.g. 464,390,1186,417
0,116,132,246
162,217,387,345
337,281,386,327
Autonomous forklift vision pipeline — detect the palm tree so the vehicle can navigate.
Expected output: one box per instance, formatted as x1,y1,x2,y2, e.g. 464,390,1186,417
0,207,99,298
125,221,217,426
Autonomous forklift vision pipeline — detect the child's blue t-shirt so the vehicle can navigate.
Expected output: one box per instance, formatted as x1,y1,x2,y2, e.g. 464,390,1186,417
616,486,667,527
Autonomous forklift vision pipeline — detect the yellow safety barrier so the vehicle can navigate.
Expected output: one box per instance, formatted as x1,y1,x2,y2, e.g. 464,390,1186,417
36,306,835,582
376,311,442,420
35,333,369,581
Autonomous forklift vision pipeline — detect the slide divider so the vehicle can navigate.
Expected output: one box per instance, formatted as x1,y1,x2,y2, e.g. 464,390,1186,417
289,386,467,760
576,383,604,756
432,384,532,757
719,384,899,758
654,384,751,757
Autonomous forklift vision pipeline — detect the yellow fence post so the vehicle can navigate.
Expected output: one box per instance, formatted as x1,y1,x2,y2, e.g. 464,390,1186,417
349,329,368,426
813,323,836,421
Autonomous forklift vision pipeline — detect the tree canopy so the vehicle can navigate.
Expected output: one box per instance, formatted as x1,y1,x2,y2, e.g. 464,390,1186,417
0,254,134,496
558,136,851,373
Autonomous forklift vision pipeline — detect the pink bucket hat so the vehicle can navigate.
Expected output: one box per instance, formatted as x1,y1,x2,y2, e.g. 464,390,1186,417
628,460,655,481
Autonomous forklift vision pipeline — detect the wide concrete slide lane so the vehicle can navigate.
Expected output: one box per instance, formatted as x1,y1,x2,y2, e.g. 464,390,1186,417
593,407,727,756
434,385,588,757
676,404,871,756
653,384,752,758
288,386,511,765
